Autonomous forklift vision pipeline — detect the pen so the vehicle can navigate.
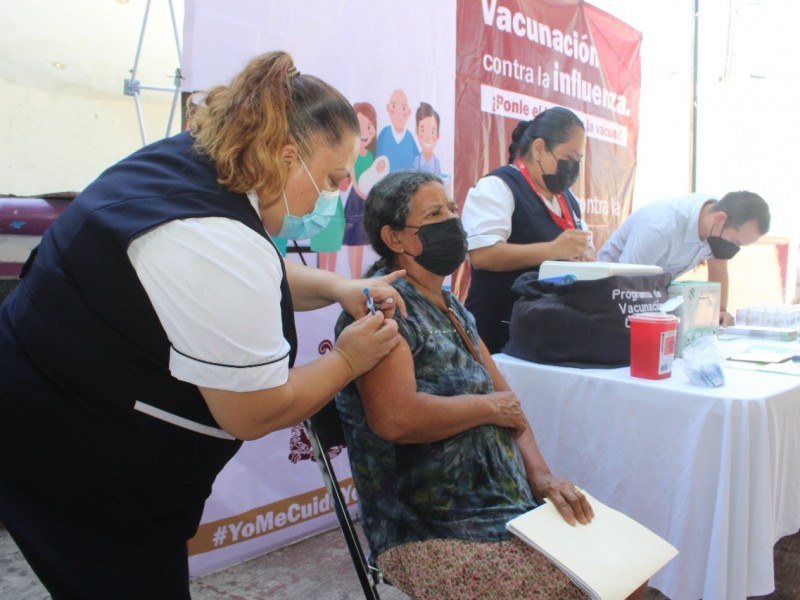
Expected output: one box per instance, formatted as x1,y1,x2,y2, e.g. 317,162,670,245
363,288,376,315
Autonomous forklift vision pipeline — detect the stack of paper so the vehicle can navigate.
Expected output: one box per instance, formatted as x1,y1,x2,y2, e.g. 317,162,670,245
506,490,678,600
723,325,798,341
724,344,800,376
727,345,796,364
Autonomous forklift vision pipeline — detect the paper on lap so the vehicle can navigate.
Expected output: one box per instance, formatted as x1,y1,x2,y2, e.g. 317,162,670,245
506,489,678,600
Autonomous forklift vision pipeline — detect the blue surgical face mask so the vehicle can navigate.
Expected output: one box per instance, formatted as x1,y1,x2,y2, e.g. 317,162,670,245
277,155,340,240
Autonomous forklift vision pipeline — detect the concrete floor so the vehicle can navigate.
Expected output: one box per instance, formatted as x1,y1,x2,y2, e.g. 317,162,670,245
2,518,673,599
7,513,798,599
5,505,800,599
0,521,406,600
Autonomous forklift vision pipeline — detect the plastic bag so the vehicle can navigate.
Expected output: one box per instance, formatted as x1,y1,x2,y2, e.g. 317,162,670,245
682,335,725,387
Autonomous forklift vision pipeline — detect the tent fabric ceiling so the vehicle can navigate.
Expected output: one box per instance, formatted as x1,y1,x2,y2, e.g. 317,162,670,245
0,0,182,103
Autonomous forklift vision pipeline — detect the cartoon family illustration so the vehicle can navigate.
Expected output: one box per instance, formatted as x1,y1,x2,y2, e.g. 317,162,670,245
313,89,443,277
290,90,444,460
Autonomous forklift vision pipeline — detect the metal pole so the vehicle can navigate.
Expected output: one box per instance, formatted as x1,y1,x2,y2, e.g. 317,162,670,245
165,0,183,137
133,91,147,146
689,0,699,192
165,69,182,138
168,0,182,60
124,0,183,144
129,0,153,84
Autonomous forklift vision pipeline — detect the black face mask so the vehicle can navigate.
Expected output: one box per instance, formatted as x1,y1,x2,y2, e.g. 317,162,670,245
540,151,580,193
707,235,740,260
405,218,468,276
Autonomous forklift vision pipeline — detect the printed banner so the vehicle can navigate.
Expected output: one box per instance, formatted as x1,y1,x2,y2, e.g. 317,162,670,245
187,415,357,576
189,478,358,556
183,0,458,572
183,0,457,282
181,0,640,577
453,0,641,295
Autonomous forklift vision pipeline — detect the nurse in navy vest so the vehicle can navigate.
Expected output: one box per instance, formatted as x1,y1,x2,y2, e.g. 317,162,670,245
462,107,596,354
0,51,404,599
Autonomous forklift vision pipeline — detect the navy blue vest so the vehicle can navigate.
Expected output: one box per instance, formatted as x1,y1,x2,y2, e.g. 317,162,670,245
465,165,583,354
0,131,297,542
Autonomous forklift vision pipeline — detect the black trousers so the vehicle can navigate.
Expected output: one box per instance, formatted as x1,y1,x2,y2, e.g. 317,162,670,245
0,477,191,600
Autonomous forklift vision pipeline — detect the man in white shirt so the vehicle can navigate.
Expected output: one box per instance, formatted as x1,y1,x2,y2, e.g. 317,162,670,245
597,191,770,325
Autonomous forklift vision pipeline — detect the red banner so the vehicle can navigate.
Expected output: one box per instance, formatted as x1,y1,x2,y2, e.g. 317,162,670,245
453,0,641,295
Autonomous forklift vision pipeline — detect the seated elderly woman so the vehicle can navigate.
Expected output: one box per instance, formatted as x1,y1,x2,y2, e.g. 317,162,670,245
334,170,647,600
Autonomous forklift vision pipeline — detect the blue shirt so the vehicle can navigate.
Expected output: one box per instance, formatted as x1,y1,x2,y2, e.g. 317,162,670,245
412,153,440,175
335,270,537,558
375,127,419,171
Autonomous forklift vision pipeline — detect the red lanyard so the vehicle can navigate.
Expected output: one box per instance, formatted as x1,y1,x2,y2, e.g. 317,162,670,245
513,158,576,230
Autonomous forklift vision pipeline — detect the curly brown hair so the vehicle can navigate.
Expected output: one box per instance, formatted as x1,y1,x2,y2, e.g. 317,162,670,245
191,51,359,202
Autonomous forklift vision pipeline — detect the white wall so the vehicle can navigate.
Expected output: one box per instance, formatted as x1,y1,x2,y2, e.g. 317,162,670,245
592,0,799,238
591,0,799,304
588,0,695,205
0,79,178,196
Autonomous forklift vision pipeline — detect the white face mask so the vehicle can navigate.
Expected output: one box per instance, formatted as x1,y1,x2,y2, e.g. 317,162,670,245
277,155,340,240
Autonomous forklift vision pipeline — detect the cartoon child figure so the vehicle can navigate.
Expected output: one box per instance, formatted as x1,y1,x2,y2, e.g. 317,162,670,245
375,89,419,171
342,102,388,277
412,102,441,175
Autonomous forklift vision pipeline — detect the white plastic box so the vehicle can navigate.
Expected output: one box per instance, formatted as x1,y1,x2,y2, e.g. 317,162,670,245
667,281,721,357
538,260,663,281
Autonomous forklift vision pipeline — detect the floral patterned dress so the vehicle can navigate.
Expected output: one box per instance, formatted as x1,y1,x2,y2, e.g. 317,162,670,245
334,269,538,560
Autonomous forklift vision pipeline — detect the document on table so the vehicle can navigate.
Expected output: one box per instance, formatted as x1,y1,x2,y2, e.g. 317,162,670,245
725,359,800,377
724,344,800,375
506,490,678,600
726,345,797,364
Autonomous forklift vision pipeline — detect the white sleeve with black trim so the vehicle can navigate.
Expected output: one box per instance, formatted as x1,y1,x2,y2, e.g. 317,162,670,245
128,217,291,392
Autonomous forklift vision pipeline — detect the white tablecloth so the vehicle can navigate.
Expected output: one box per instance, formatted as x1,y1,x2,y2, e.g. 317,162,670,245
494,343,800,600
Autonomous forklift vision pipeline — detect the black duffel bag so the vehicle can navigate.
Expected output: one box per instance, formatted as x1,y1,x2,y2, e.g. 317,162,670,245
502,271,674,368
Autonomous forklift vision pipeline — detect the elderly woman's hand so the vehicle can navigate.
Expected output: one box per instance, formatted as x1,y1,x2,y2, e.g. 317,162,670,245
529,472,594,526
487,390,528,437
336,270,408,320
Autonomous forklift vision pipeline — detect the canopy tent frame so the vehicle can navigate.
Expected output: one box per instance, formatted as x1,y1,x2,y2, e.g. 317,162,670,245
123,0,183,145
